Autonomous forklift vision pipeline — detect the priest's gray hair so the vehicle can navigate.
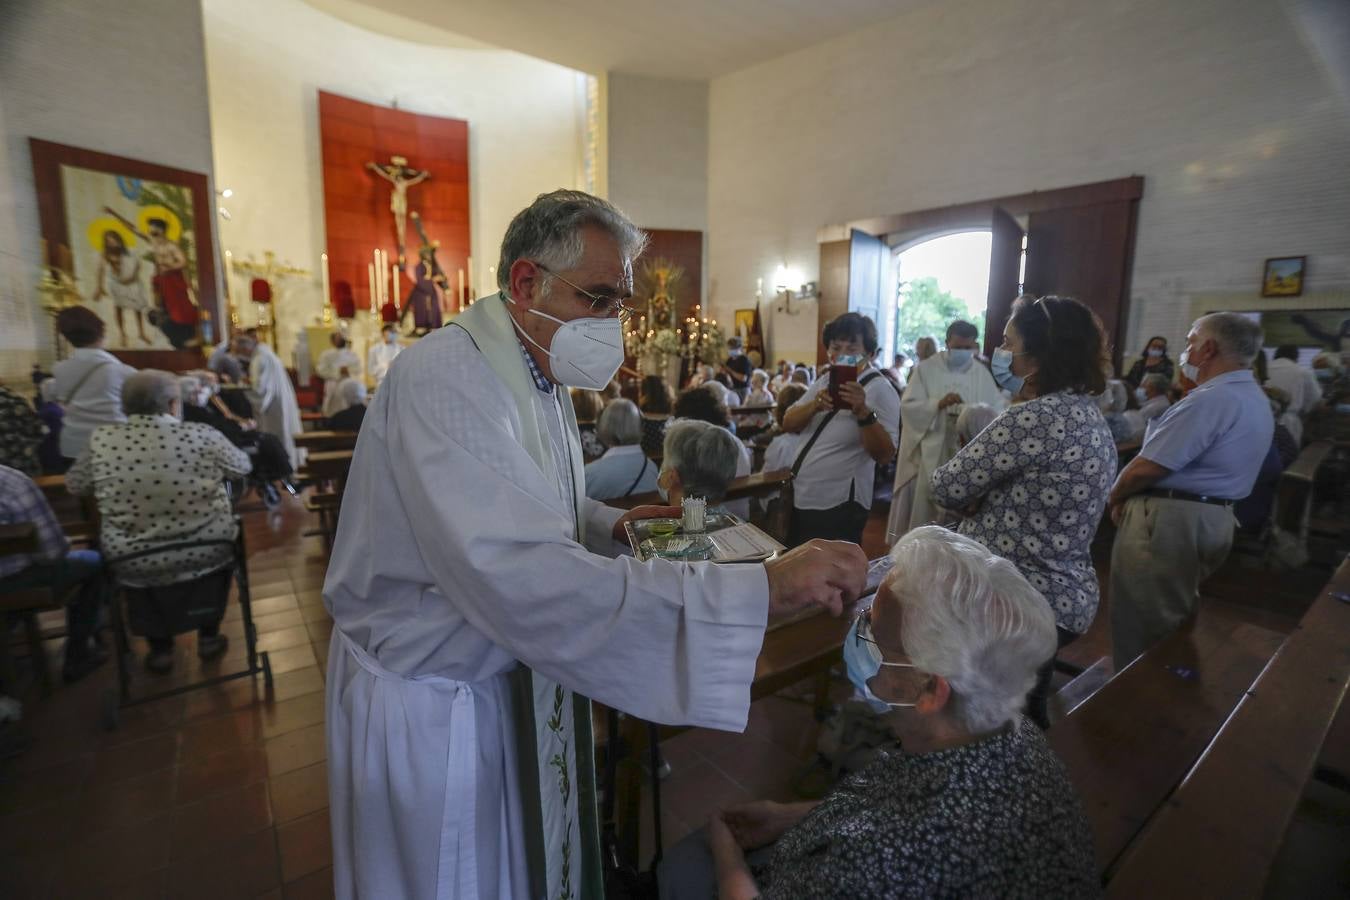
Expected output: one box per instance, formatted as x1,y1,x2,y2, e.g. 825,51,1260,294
661,419,740,503
122,370,182,416
955,403,998,444
883,526,1056,733
1194,312,1263,366
497,190,649,295
597,398,642,447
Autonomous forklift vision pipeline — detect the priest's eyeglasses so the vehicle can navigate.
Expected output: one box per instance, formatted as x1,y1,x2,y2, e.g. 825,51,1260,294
535,262,635,323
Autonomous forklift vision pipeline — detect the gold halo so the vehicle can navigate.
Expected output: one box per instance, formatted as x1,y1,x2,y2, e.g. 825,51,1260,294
137,205,182,242
87,217,137,253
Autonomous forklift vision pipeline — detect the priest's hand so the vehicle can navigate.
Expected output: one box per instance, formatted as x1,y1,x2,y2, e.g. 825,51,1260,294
611,505,682,542
937,391,964,410
764,539,867,618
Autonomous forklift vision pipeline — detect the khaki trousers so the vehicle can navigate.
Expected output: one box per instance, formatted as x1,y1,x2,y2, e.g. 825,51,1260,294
1109,495,1235,667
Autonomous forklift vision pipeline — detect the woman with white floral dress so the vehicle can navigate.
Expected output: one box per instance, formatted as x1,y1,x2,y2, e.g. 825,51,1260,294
930,296,1115,728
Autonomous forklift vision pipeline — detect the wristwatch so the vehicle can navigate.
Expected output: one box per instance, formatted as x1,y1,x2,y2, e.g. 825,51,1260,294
856,411,878,427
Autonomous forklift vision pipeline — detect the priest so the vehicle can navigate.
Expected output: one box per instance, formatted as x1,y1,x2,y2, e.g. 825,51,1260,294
887,320,1006,542
323,190,867,900
317,332,361,417
231,331,302,470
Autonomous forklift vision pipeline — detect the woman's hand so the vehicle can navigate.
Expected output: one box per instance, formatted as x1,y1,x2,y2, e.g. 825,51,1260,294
720,800,800,850
837,381,869,418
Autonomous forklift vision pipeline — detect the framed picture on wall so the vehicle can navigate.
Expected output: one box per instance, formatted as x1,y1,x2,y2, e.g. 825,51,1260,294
733,308,757,342
29,138,218,353
1261,256,1306,298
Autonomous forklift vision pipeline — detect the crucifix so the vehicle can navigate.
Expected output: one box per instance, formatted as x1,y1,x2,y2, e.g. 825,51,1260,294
366,155,430,263
228,250,310,346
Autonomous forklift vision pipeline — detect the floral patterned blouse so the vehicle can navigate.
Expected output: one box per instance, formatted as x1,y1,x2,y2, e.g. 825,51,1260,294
760,717,1098,899
929,391,1115,634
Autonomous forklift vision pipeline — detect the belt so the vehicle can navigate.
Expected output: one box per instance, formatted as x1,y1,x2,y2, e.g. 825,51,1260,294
1142,488,1234,507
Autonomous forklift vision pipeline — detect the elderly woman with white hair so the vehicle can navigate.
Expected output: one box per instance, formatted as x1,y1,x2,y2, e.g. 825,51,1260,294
657,419,743,507
583,399,658,500
325,376,369,432
66,369,251,673
954,401,999,447
664,526,1097,899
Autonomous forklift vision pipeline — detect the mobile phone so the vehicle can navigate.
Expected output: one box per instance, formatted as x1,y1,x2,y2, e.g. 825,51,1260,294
828,363,858,405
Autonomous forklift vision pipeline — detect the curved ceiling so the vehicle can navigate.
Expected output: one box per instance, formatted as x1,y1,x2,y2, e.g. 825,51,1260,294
306,0,925,79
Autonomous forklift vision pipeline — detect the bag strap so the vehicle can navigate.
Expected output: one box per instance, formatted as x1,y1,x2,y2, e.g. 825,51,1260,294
621,456,650,498
61,360,113,406
790,408,839,477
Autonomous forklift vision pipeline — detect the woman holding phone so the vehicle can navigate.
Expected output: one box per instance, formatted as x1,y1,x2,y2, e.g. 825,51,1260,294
780,313,902,545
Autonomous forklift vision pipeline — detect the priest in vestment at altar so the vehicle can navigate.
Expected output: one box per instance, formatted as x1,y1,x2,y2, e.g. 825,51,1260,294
887,321,1006,543
323,190,865,899
232,333,302,470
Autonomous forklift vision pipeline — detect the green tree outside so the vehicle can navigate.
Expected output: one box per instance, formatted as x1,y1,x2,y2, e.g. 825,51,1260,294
894,276,979,356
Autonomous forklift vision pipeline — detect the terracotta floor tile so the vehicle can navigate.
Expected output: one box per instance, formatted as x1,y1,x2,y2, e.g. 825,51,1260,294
266,666,326,702
706,734,811,803
264,643,319,677
294,590,325,609
256,890,284,900
88,731,177,786
277,808,331,883
176,744,270,805
169,780,273,862
252,625,315,655
265,722,327,777
304,618,333,644
259,691,326,741
312,639,330,666
0,798,80,858
243,608,307,634
181,676,275,723
0,849,54,898
50,812,173,895
283,864,333,900
79,765,177,832
298,602,330,625
0,752,93,814
163,827,281,899
269,760,328,824
178,708,265,759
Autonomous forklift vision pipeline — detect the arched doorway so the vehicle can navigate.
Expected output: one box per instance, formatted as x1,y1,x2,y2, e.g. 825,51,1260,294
890,230,993,369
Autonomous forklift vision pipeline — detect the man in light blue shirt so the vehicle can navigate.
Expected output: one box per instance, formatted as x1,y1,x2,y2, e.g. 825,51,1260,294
1107,312,1273,665
584,399,659,501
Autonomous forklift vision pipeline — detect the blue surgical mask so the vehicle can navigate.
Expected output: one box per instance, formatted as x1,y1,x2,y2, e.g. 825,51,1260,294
947,348,975,370
1315,369,1333,382
834,353,864,366
990,347,1025,394
843,616,916,714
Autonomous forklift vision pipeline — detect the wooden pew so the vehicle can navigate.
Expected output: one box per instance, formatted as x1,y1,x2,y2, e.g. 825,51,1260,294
0,522,66,694
299,449,354,489
728,404,775,417
293,429,358,452
1272,440,1332,541
298,450,354,551
1105,558,1350,897
300,411,326,431
1049,604,1286,880
32,474,98,545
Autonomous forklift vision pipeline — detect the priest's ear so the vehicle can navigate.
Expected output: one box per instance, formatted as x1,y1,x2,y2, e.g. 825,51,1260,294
508,259,546,307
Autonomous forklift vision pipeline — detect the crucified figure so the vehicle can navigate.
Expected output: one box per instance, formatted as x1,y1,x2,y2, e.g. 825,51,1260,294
366,155,430,262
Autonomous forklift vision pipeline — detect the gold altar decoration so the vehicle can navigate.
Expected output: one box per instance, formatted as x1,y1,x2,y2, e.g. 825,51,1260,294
226,250,310,347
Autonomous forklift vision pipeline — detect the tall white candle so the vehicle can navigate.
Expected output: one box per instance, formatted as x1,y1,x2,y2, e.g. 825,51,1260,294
320,252,330,305
466,255,474,303
458,268,465,313
391,262,400,308
368,262,377,313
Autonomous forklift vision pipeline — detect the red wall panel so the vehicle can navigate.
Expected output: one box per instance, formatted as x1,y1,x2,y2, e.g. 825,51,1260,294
318,91,470,313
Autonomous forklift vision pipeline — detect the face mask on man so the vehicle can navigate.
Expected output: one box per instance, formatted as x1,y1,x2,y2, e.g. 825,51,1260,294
843,615,916,714
384,332,397,345
503,291,625,390
990,348,1025,395
946,348,975,370
1179,347,1200,382
1135,387,1148,404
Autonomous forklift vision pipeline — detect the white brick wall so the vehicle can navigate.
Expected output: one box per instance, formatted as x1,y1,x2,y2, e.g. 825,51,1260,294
0,0,217,382
708,0,1350,365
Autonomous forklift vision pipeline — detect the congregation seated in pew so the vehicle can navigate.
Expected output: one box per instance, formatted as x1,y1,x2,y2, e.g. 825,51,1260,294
66,370,251,674
324,377,368,433
661,527,1097,899
584,399,657,501
655,419,743,510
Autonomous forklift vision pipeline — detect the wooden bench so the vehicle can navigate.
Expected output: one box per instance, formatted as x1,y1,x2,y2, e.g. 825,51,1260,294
1049,603,1286,881
293,429,358,452
1271,440,1333,544
303,491,343,552
33,474,98,545
0,522,69,695
729,404,775,416
300,411,326,431
298,449,354,491
1105,558,1350,897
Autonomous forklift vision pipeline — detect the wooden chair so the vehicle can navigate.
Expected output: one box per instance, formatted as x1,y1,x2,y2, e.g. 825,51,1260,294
0,523,74,695
1105,558,1350,897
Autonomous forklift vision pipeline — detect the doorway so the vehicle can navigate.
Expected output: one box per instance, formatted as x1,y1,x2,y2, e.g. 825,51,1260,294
890,230,993,370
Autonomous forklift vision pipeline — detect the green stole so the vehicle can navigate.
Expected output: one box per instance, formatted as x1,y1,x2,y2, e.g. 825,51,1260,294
453,295,602,900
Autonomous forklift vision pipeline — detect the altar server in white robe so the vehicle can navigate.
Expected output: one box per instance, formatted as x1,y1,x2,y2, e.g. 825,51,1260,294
232,333,302,470
367,323,403,389
318,332,362,417
887,320,1005,543
324,190,867,900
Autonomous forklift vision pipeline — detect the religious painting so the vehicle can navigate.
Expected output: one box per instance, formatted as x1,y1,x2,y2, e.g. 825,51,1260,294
29,139,217,352
1255,309,1350,353
733,308,757,344
1261,256,1306,297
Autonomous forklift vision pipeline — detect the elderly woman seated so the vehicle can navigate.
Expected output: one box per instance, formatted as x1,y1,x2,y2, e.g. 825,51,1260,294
662,526,1097,899
325,377,368,432
656,419,743,509
954,401,999,448
584,399,658,500
66,370,252,673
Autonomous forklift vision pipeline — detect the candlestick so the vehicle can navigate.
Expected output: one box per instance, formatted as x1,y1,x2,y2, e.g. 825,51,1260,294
391,262,400,309
320,252,332,325
467,255,474,304
368,262,377,313
457,268,465,312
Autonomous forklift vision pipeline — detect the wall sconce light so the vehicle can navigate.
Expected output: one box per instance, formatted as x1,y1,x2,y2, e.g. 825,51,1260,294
774,265,817,314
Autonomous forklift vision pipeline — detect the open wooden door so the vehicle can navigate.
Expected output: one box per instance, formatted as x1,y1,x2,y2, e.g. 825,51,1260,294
816,228,888,366
1023,200,1139,369
983,208,1025,358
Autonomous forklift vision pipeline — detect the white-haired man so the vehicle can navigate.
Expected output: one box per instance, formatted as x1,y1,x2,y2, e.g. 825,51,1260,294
323,190,868,898
1108,312,1273,666
231,332,302,470
662,526,1096,898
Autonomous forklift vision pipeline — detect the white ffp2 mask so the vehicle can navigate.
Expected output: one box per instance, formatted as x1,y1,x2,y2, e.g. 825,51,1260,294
502,292,624,390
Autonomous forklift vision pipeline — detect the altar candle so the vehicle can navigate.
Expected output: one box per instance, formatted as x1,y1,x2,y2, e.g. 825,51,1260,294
368,262,377,312
458,268,465,312
467,255,474,302
320,252,330,305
